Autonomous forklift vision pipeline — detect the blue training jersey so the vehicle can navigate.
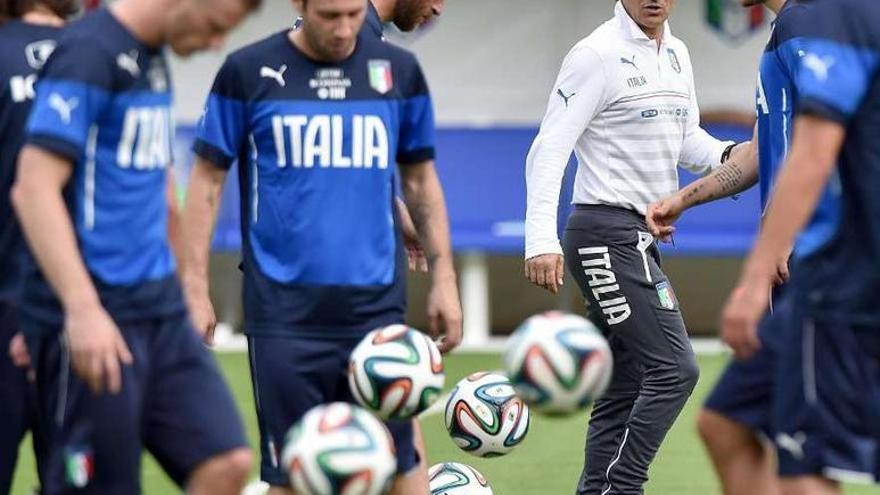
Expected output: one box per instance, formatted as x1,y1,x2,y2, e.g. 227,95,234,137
756,0,840,257
193,30,435,337
787,0,880,324
20,9,184,328
0,20,62,304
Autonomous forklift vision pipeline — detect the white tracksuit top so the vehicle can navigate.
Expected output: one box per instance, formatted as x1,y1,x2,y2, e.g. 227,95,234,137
524,1,732,259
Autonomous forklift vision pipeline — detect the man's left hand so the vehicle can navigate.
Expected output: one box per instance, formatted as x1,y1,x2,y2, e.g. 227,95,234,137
720,272,773,360
426,274,463,354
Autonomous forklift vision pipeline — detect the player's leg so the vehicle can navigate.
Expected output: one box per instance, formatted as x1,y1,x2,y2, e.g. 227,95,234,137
0,303,30,494
141,313,251,495
385,421,427,495
566,210,700,494
699,296,787,495
564,215,643,495
412,419,428,474
27,324,146,495
698,411,778,495
780,477,840,495
773,310,880,495
564,209,699,494
333,341,428,495
247,335,343,495
572,337,641,495
388,419,430,495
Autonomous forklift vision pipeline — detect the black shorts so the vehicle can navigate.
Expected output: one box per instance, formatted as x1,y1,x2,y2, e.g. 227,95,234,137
25,312,248,495
247,334,418,486
0,302,47,494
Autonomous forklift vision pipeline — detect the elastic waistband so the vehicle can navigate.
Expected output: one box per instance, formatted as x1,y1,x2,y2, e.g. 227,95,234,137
572,203,646,224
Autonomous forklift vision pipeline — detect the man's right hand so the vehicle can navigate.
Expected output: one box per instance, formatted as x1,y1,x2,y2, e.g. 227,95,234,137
646,193,685,241
525,253,565,294
184,283,218,345
9,332,31,369
65,304,133,395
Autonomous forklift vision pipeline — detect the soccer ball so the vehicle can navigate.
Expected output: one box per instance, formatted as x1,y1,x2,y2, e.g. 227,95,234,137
503,311,613,415
349,324,445,420
428,462,493,495
444,372,530,457
281,402,396,495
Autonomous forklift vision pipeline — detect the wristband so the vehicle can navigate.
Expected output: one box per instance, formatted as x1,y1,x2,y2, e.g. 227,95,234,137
720,143,737,164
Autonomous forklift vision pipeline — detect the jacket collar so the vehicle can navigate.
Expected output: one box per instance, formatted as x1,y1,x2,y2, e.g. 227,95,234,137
614,1,671,43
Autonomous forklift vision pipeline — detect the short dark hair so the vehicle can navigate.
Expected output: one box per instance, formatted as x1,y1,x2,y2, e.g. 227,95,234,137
1,0,79,19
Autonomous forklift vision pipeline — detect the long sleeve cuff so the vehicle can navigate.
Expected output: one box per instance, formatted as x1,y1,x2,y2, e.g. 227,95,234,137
524,238,563,260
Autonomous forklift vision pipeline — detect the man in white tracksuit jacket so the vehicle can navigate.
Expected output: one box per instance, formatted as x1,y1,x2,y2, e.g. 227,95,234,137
524,1,747,493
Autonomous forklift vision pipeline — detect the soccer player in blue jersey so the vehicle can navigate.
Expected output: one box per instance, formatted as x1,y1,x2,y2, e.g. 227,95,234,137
0,2,78,492
10,0,262,493
182,0,462,493
646,1,845,493
721,0,880,493
293,0,446,274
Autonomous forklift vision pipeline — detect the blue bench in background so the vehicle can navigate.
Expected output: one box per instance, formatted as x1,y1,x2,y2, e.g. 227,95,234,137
172,123,755,345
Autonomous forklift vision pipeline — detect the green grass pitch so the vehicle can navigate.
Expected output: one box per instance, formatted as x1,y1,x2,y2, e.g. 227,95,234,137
10,352,876,494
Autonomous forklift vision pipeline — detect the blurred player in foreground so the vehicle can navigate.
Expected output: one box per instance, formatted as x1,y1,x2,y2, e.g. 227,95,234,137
0,2,78,492
722,1,880,494
11,0,260,492
182,0,462,493
646,1,835,493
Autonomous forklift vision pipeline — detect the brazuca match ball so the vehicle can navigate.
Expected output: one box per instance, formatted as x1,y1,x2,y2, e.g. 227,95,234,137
349,324,445,420
281,402,396,495
444,372,530,458
428,462,493,495
503,311,613,415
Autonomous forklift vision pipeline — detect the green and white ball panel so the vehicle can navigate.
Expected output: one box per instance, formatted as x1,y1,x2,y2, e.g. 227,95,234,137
444,372,530,458
504,311,613,415
349,324,445,420
282,402,396,495
428,462,493,495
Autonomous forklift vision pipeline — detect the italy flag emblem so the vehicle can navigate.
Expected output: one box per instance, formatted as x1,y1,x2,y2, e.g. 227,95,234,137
65,447,95,488
368,59,393,95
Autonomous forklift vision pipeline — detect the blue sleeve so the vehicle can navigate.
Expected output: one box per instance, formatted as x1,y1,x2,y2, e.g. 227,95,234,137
794,7,880,123
796,40,880,123
25,37,114,162
192,58,247,170
397,60,435,165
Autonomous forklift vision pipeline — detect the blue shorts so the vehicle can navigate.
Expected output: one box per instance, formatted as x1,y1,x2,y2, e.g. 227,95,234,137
247,335,418,486
703,290,790,437
25,312,248,495
0,302,47,494
773,301,880,483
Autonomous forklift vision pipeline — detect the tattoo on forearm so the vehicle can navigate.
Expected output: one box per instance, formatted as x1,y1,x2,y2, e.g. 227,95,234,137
683,182,705,205
712,159,745,197
681,159,747,207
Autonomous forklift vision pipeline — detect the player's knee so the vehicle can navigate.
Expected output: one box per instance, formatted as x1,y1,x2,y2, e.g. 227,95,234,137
226,447,254,478
209,447,253,483
678,354,700,393
697,409,725,445
188,447,253,495
697,409,761,454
